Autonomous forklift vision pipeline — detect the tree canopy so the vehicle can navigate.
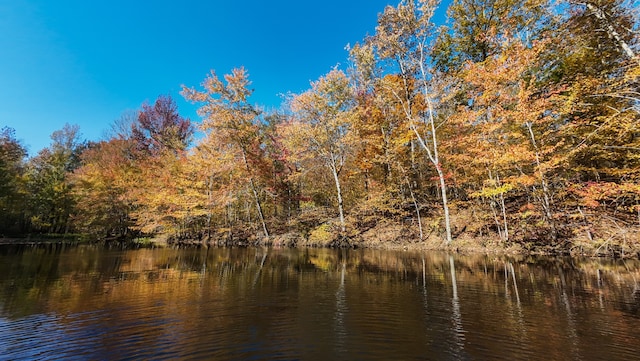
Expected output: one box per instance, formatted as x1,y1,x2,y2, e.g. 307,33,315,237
2,0,638,255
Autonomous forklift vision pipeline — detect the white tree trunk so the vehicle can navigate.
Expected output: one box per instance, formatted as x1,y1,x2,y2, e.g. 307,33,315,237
242,151,269,238
330,162,346,233
579,1,639,65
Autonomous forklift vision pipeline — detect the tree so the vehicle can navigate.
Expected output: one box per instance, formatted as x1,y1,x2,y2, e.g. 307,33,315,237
71,138,137,239
0,127,27,233
182,67,270,238
186,138,242,240
286,69,357,233
350,42,429,238
129,151,202,237
549,0,640,221
433,0,547,71
567,0,639,65
368,0,454,243
132,95,193,155
444,39,563,240
261,112,299,220
72,96,198,240
26,124,85,234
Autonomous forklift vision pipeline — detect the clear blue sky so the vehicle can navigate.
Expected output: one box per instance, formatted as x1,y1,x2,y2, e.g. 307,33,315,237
1,0,447,155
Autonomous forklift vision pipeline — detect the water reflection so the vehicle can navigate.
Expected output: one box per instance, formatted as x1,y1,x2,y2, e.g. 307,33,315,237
334,261,347,357
449,255,466,359
0,245,639,360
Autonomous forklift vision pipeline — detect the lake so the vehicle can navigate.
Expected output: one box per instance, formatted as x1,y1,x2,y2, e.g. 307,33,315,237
0,244,638,360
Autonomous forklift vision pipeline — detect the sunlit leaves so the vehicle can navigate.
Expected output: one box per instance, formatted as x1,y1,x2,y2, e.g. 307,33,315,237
6,0,639,247
71,139,136,238
183,67,272,238
133,95,193,155
285,69,357,232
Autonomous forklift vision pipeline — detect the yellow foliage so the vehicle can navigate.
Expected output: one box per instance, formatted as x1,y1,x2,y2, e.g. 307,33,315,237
308,223,335,245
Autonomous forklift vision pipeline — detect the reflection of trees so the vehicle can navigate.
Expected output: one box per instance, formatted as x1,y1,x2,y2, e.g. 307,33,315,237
449,255,466,358
334,262,348,357
0,246,639,359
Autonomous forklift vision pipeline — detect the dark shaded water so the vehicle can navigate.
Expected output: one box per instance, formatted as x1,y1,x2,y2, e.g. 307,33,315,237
0,245,639,360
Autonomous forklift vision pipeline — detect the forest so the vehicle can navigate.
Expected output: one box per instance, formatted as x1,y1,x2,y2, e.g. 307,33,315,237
1,0,638,256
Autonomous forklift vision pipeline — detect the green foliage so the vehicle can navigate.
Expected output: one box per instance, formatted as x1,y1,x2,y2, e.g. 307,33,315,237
0,127,27,233
25,124,85,234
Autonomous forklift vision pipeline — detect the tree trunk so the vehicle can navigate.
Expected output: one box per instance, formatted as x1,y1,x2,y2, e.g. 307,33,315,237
400,163,424,240
494,172,509,242
409,121,453,244
407,176,424,240
499,191,508,241
580,1,640,65
525,122,555,235
207,175,214,241
390,41,454,244
249,176,269,238
330,162,346,233
435,164,453,244
418,50,453,244
489,199,504,241
241,150,269,238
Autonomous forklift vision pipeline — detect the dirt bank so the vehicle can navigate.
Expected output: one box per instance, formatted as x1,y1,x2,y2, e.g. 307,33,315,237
167,214,640,259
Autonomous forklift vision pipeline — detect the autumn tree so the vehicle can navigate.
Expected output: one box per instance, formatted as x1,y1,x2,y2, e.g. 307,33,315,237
182,68,271,238
433,0,547,72
71,138,138,239
129,150,204,237
427,0,566,241
567,0,639,65
286,69,357,233
261,112,299,220
186,138,242,240
126,96,195,237
348,43,399,197
72,97,195,240
132,95,193,155
443,39,564,241
548,0,640,221
366,0,454,243
349,42,428,238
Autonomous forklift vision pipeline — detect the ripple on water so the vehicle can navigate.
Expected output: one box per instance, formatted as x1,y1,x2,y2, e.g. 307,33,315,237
1,247,640,361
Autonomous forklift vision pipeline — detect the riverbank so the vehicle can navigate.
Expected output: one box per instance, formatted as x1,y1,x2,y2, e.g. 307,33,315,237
164,208,640,259
0,234,86,245
3,210,638,259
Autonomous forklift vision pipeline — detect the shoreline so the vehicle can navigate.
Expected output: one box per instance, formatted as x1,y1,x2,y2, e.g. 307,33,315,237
2,221,638,259
161,219,640,259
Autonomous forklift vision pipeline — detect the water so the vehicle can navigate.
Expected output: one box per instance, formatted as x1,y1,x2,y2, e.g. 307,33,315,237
0,245,638,360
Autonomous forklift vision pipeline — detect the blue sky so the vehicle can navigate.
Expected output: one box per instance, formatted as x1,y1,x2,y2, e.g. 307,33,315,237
1,1,446,155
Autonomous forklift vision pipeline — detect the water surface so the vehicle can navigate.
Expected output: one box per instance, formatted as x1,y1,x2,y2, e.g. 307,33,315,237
0,245,638,360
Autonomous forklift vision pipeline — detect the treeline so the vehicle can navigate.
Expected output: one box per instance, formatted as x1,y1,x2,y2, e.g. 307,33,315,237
1,0,638,251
